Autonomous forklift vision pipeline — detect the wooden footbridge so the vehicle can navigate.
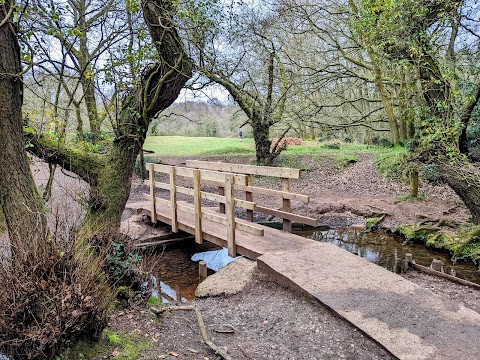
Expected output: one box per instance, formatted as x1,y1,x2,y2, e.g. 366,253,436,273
136,160,480,360
142,160,317,258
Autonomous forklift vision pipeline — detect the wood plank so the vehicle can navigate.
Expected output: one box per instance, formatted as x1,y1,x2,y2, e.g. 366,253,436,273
193,169,203,244
176,202,264,236
152,163,174,174
170,167,178,232
235,184,310,203
167,185,255,210
225,173,237,257
246,175,254,222
186,160,301,179
143,194,171,208
134,237,193,249
219,186,225,214
154,181,170,191
282,177,292,233
148,164,157,223
175,166,247,185
255,205,318,226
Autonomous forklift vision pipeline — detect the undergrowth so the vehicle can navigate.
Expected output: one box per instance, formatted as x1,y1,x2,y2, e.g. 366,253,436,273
0,242,112,359
374,147,408,181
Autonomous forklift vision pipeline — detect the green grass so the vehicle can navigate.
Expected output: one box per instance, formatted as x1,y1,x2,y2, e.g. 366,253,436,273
373,146,409,180
144,136,255,157
144,136,407,176
58,329,150,360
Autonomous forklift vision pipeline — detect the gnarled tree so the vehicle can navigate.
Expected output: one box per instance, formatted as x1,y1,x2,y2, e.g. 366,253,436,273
27,0,193,236
360,0,480,223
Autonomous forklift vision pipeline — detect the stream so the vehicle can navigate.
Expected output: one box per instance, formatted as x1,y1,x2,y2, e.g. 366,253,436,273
142,226,480,303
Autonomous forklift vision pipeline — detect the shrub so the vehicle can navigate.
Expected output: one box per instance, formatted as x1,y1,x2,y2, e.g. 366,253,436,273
270,137,305,150
422,163,442,184
0,242,111,359
322,143,341,149
372,137,393,147
106,241,142,286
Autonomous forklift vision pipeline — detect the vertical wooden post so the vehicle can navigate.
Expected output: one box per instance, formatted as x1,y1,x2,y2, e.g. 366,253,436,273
148,163,157,223
225,173,237,257
199,260,207,282
281,177,292,232
218,186,225,214
410,169,419,197
169,167,178,233
193,169,203,244
246,175,254,222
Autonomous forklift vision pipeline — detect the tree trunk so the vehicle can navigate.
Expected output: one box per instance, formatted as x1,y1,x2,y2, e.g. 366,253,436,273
80,75,101,143
252,118,273,165
437,158,480,224
0,6,50,266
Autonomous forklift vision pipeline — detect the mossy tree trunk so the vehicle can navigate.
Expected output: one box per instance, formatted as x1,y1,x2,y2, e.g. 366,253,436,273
0,2,50,267
27,0,193,236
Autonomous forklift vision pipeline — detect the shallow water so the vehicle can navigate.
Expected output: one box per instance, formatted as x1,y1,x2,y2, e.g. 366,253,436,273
143,242,236,303
301,228,480,285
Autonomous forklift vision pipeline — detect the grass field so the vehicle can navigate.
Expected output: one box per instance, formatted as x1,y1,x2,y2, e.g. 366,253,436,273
145,136,405,158
144,136,255,156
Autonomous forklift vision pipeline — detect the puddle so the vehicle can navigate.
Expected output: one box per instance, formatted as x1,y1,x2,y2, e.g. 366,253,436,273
142,242,236,303
300,227,480,285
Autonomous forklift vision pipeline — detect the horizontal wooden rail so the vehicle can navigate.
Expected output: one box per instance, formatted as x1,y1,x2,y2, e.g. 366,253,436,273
186,160,301,179
152,163,247,185
235,184,310,203
255,205,317,226
176,202,264,236
154,181,256,210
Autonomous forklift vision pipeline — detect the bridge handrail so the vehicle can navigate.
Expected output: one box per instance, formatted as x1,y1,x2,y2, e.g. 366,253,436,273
185,160,314,232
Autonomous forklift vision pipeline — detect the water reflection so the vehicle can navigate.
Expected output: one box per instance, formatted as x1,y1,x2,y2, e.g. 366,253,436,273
304,228,480,285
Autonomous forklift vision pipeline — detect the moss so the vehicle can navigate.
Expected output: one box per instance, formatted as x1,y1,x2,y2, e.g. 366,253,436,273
335,154,358,169
59,329,150,360
397,224,480,266
365,217,383,230
147,296,162,306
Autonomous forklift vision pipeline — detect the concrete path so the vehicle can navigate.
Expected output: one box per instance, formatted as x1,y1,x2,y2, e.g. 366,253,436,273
257,242,480,360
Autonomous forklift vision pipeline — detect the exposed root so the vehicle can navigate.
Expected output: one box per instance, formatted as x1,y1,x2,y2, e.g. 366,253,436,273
150,305,233,360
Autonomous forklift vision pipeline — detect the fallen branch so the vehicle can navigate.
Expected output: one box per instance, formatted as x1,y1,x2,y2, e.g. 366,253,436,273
150,305,233,360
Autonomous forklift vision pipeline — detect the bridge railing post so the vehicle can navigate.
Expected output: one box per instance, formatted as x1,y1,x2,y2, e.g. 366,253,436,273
225,173,237,257
246,175,253,222
148,163,157,223
169,167,178,232
218,185,225,214
193,169,203,244
281,177,292,232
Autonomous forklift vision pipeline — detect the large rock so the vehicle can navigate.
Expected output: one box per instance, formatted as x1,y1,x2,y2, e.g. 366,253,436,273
195,257,256,298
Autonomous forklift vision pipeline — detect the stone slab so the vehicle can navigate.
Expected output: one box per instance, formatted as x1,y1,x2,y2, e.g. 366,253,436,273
195,257,256,298
257,242,480,360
